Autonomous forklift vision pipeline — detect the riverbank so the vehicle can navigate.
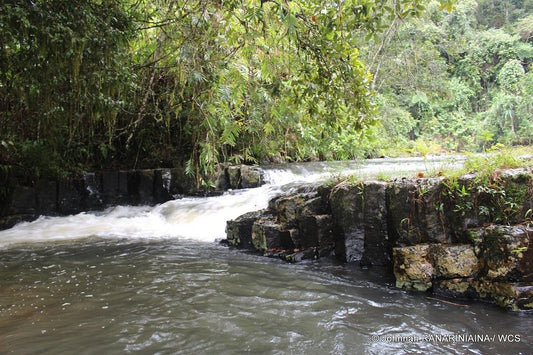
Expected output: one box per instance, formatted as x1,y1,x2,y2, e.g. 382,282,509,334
2,153,532,311
225,166,533,311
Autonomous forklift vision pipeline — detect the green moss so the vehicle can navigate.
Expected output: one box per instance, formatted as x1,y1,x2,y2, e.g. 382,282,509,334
251,223,267,252
466,229,483,244
442,280,470,293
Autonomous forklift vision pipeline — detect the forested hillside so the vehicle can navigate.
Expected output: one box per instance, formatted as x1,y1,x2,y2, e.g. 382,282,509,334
1,0,531,184
362,0,533,156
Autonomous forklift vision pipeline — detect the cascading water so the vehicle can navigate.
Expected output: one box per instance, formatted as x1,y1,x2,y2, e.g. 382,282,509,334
0,156,462,248
2,156,530,354
0,188,274,246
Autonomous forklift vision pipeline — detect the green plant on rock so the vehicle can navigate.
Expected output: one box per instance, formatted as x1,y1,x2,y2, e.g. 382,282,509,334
375,172,393,181
442,177,473,216
511,246,527,256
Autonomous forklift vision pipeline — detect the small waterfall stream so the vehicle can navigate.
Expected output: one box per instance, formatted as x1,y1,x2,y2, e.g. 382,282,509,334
0,156,462,248
1,156,530,354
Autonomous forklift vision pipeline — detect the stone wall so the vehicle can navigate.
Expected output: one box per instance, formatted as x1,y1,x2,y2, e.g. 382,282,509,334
225,168,533,310
0,164,264,230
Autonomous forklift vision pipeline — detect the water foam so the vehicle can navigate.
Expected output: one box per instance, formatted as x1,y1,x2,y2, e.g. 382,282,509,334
0,156,463,248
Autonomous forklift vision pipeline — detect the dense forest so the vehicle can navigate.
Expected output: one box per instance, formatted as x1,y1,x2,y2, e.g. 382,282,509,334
1,0,532,184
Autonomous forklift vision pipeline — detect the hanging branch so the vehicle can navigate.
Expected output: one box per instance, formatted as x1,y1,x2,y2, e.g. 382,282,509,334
126,0,177,151
370,16,402,91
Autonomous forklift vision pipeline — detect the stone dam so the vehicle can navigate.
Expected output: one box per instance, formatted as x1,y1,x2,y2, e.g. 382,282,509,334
225,168,533,311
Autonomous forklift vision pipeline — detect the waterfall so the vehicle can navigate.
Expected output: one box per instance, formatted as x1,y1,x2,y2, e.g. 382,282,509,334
0,156,463,248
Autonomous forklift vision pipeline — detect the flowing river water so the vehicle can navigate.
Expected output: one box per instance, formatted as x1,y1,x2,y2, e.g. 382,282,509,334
0,157,531,354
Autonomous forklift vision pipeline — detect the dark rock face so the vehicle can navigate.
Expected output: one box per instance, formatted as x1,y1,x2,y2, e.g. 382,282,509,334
37,180,57,215
387,177,449,246
57,178,84,215
329,181,391,266
362,181,390,266
330,182,365,262
226,168,533,310
225,184,332,262
0,164,266,230
10,186,37,216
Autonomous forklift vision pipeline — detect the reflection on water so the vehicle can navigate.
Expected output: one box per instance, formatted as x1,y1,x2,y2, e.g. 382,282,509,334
0,239,531,354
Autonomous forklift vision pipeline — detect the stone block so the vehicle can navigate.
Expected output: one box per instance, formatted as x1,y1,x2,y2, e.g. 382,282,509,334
330,181,365,262
388,178,449,246
153,169,172,203
480,225,532,282
362,181,390,266
169,167,196,196
83,172,103,210
227,165,241,189
10,185,37,215
226,210,267,249
240,165,264,188
434,278,478,300
57,178,83,214
473,281,533,311
316,214,335,257
118,171,129,199
497,168,533,224
432,244,479,278
251,220,293,252
393,244,434,291
36,180,57,215
270,192,315,229
102,171,119,194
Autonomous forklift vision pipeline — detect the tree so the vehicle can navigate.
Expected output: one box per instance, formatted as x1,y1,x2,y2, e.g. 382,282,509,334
0,0,135,176
124,0,443,179
0,0,467,183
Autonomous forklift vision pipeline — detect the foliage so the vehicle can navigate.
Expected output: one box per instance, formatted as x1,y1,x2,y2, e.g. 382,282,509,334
0,0,529,185
363,0,533,156
2,0,449,184
442,146,533,225
0,0,135,178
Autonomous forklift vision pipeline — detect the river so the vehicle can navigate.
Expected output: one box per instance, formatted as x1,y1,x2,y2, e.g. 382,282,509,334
0,157,531,354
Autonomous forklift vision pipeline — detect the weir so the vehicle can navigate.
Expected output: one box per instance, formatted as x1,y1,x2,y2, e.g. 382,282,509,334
0,156,532,353
226,163,533,311
0,156,460,247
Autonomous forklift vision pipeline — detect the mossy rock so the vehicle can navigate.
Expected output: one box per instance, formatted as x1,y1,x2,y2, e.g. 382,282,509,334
480,225,532,281
432,244,479,279
473,281,533,311
251,220,293,253
226,210,268,249
393,244,434,291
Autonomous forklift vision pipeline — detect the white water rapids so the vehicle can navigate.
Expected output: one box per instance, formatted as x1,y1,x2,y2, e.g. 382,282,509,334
0,156,463,248
2,156,532,355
